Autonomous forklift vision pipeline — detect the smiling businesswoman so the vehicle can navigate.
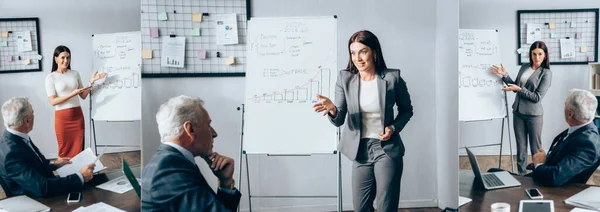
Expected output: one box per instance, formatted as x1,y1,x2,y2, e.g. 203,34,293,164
313,30,413,212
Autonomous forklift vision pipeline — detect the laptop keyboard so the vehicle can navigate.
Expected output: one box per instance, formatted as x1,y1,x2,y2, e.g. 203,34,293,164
483,174,505,187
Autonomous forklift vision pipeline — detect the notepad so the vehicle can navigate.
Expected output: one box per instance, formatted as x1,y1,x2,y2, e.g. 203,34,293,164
158,12,168,21
150,28,159,38
0,195,50,212
225,57,235,65
565,187,600,211
192,13,203,22
142,49,153,59
192,28,201,36
56,148,106,177
198,50,207,59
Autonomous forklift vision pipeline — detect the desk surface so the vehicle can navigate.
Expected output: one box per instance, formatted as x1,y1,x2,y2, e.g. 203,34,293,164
459,170,591,212
35,165,141,211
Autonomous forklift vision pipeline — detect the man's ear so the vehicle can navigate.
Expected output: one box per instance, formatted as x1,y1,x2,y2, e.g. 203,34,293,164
183,121,194,138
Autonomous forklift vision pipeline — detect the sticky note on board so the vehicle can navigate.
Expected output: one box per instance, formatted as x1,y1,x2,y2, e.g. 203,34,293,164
550,33,557,38
589,55,595,62
225,57,235,65
6,56,12,61
24,59,31,65
516,48,523,54
198,50,207,59
1,32,7,38
191,28,200,36
142,49,153,59
581,45,588,53
576,32,582,39
150,28,159,38
571,22,577,27
549,23,556,29
158,12,168,21
0,41,7,47
192,13,203,22
36,55,42,60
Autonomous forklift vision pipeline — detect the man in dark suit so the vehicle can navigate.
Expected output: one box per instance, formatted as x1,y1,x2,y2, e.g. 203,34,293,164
531,89,600,186
142,95,241,212
0,97,95,197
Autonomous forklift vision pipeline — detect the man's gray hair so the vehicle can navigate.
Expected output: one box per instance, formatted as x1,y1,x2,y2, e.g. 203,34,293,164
1,97,33,128
156,95,205,141
566,89,598,122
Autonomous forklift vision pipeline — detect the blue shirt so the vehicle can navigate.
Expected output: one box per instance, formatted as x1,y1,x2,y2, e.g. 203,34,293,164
164,142,237,194
5,128,84,185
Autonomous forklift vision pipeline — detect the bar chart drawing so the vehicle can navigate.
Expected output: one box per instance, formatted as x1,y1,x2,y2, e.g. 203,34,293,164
97,72,141,90
248,68,331,103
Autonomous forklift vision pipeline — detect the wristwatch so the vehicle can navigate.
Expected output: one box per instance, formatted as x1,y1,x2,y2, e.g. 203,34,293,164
389,125,395,132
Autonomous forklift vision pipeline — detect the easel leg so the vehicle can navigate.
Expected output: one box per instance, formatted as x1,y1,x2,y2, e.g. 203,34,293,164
245,153,252,212
337,151,342,212
237,105,245,212
499,118,505,169
504,92,516,173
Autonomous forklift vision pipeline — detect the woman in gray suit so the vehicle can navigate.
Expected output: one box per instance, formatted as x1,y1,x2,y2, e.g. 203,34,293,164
491,41,552,175
313,30,413,212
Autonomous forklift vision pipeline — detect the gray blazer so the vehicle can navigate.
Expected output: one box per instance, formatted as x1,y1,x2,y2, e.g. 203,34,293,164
328,68,413,161
502,64,552,116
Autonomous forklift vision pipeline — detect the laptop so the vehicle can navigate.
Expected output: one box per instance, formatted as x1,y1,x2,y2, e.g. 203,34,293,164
122,159,141,198
465,147,521,190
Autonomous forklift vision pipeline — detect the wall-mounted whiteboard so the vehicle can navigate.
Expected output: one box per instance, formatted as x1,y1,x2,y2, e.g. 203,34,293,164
459,29,506,121
91,31,142,121
244,16,337,154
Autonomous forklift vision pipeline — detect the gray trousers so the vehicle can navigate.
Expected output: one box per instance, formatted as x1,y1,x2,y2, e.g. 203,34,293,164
513,111,543,175
352,138,403,212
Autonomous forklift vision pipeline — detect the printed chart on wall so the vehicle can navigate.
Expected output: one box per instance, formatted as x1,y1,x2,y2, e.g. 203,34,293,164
459,29,507,121
244,16,337,154
91,31,142,121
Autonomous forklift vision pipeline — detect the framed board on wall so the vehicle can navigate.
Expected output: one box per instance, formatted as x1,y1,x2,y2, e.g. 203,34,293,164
517,8,599,65
0,17,42,74
140,0,251,78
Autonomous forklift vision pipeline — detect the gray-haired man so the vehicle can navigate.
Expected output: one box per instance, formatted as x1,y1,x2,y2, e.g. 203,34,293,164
142,95,241,212
531,89,600,186
0,97,95,197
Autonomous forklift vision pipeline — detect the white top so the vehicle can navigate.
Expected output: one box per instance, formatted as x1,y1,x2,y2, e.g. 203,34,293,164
519,67,536,86
359,79,383,139
45,69,83,110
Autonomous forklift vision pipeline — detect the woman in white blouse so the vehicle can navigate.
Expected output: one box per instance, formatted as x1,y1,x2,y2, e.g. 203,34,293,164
45,45,106,158
491,41,553,175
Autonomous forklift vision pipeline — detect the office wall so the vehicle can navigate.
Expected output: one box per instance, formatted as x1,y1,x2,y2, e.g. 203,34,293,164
142,0,459,211
0,0,141,158
436,0,459,209
460,0,600,156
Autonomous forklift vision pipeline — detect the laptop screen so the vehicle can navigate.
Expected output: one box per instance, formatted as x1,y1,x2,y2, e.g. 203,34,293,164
122,159,141,198
465,147,483,181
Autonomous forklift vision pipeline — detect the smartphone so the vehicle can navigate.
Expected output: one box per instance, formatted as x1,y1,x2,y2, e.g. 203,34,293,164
526,188,543,199
67,192,81,203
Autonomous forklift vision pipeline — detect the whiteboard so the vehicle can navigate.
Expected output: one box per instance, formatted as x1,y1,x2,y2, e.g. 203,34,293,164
91,31,142,121
459,29,506,121
244,17,337,154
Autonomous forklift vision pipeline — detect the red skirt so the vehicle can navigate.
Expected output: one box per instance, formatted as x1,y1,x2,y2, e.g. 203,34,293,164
54,107,84,158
